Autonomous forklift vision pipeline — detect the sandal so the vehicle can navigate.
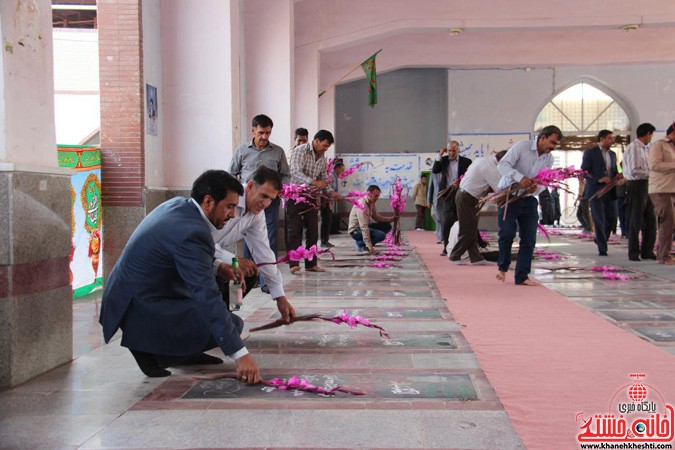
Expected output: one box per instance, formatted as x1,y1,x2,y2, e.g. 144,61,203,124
290,266,301,274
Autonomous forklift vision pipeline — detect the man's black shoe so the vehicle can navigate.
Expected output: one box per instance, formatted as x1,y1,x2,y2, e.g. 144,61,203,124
599,252,608,256
130,350,171,377
642,254,657,260
629,256,641,261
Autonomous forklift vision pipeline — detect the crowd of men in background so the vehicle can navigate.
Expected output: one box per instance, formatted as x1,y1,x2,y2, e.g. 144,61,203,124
100,113,675,380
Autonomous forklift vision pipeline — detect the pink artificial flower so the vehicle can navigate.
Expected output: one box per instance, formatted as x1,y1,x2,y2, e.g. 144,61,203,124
602,271,631,281
338,162,372,179
324,310,390,338
592,265,621,272
261,376,364,396
389,177,408,216
257,245,334,267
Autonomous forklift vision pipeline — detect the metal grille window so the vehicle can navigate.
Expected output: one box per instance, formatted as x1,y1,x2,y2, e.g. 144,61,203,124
535,83,630,136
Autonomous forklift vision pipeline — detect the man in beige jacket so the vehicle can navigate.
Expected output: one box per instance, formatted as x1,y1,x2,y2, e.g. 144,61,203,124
648,123,675,265
348,185,395,255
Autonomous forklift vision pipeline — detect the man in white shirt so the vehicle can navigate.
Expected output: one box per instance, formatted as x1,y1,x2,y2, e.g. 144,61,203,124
449,150,507,265
623,122,657,261
212,167,296,323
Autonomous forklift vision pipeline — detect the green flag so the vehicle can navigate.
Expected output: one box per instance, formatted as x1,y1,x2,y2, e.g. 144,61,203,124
361,50,381,108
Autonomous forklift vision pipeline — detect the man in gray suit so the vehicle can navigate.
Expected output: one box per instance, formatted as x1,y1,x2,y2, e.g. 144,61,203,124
100,170,270,382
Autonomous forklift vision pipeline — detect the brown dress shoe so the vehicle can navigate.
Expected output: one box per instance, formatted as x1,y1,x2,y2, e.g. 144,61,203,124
306,266,326,272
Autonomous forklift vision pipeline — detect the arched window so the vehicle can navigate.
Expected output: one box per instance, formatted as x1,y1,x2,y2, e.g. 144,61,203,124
535,83,630,139
534,82,631,226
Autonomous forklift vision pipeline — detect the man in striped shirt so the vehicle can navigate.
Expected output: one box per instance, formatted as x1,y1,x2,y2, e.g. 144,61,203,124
286,130,340,274
623,122,657,261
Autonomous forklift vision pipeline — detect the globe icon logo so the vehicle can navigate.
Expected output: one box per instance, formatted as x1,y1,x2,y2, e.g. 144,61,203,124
635,423,646,433
628,383,647,402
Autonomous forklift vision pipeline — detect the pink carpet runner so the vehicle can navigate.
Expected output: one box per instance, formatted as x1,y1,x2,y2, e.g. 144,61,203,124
407,231,675,449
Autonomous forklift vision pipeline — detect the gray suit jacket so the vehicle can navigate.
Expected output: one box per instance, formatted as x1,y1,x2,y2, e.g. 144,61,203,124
99,197,244,356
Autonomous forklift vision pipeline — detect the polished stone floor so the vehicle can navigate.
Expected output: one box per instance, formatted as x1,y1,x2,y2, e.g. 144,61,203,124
0,227,673,449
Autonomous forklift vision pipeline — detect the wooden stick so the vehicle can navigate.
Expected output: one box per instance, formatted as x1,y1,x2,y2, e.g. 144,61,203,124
318,49,382,98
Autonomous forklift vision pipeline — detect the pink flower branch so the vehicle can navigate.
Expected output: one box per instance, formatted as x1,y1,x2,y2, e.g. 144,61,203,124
264,376,365,396
249,310,390,338
257,245,335,267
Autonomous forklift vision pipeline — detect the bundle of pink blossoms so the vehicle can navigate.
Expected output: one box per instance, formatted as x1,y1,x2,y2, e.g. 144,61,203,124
591,265,621,272
602,272,633,281
257,245,334,267
325,310,390,338
280,183,368,212
533,166,587,191
264,376,364,396
249,311,390,338
533,248,563,260
481,165,586,212
389,177,408,216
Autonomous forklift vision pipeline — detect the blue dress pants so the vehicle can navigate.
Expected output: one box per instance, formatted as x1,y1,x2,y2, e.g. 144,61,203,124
497,196,538,284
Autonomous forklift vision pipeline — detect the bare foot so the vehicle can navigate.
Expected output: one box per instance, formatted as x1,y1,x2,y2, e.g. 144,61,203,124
496,271,506,282
519,278,539,286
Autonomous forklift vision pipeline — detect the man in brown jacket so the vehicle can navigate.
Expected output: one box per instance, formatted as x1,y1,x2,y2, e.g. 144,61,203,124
648,123,675,265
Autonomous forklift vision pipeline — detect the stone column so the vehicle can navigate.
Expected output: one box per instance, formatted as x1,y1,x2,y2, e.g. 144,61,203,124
0,0,73,388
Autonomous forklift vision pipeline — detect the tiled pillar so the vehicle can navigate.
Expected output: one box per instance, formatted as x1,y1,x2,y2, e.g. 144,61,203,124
0,0,73,388
97,0,145,279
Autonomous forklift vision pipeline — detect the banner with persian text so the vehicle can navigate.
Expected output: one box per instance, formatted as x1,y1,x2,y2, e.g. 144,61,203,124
57,145,103,297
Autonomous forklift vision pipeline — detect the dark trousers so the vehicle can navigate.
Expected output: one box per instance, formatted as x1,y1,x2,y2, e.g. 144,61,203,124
414,205,426,229
626,180,656,259
498,196,538,284
285,199,319,269
244,196,281,288
450,190,483,262
441,193,459,249
590,196,618,254
350,222,392,249
143,314,244,368
617,195,628,237
320,200,332,243
577,198,592,232
650,192,675,262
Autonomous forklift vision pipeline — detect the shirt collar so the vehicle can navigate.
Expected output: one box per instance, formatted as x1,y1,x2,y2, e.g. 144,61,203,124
190,198,218,233
237,192,248,216
248,138,269,151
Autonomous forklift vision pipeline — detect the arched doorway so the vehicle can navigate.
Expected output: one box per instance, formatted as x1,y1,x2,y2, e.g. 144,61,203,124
534,82,631,225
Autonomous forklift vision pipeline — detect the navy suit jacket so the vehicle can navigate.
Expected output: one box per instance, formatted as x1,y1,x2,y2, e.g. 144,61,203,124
99,197,244,356
581,145,619,200
431,155,472,191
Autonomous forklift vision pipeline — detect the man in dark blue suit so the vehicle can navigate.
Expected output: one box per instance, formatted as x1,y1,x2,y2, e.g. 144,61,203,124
432,140,472,255
581,130,622,256
100,170,266,381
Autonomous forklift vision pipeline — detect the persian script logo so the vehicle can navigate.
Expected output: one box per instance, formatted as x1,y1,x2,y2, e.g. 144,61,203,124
577,373,674,444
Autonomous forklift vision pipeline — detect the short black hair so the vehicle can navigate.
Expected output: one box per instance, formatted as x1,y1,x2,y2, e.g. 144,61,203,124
495,150,508,162
334,162,345,171
597,129,613,141
635,123,656,138
313,129,334,144
367,185,381,193
294,127,308,137
252,114,273,129
666,122,675,135
537,125,563,142
191,170,243,204
250,165,282,191
420,174,428,179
